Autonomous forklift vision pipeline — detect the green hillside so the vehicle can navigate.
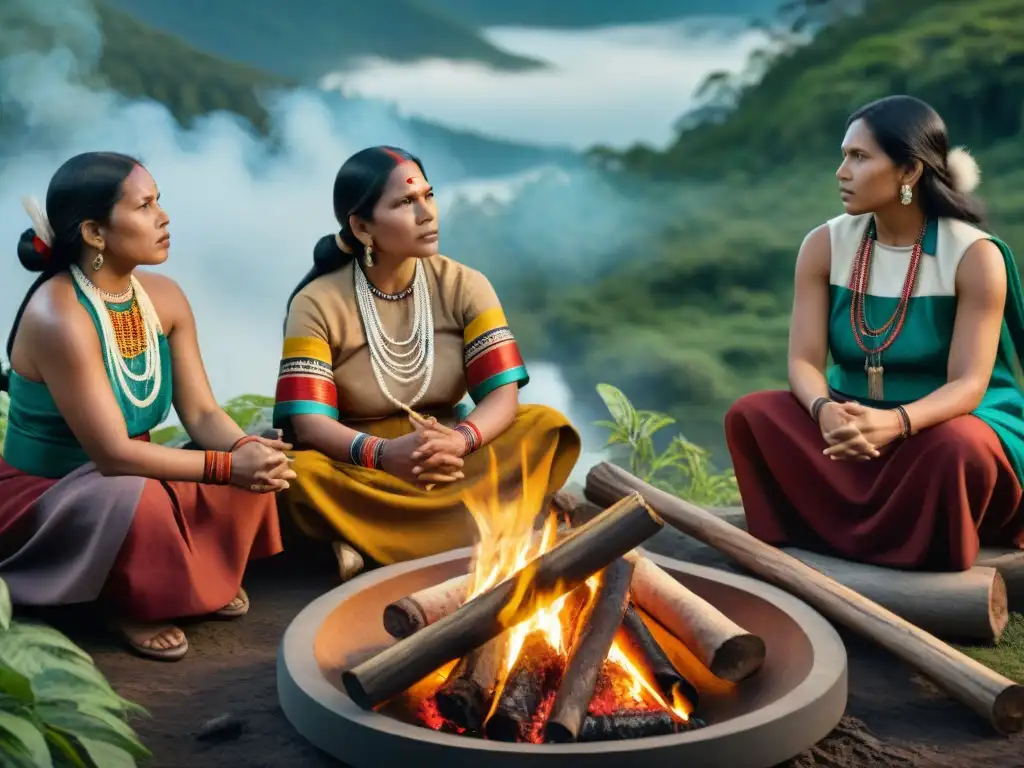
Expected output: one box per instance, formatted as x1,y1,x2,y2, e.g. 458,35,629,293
430,0,779,28
0,3,574,179
486,0,1024,460
106,0,543,79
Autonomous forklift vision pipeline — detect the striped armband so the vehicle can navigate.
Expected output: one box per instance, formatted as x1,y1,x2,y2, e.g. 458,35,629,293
349,432,386,470
463,307,529,404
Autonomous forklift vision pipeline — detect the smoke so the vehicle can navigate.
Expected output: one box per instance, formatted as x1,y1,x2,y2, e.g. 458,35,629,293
0,0,612,480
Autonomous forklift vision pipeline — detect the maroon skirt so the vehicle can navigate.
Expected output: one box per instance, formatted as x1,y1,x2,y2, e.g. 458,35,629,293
724,390,1024,571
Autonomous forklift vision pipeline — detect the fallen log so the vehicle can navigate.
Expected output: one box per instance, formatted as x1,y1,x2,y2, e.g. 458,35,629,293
585,461,1024,736
977,548,1024,613
342,492,663,710
543,558,635,743
625,552,765,682
384,575,468,639
783,547,1008,644
618,603,700,711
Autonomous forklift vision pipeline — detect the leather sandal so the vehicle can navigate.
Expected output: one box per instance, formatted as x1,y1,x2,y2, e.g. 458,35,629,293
213,587,249,619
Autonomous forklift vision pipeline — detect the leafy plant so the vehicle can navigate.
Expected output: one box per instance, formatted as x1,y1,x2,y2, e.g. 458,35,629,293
220,394,274,433
594,383,741,507
0,579,150,767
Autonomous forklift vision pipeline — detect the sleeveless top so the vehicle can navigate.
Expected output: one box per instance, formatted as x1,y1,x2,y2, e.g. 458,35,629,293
1,283,173,479
826,212,1024,483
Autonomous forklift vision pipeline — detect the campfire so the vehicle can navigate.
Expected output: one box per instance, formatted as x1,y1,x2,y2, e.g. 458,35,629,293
341,457,767,744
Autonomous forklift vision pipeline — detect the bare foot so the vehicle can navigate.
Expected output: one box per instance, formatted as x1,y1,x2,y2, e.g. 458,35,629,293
332,542,365,582
117,620,188,661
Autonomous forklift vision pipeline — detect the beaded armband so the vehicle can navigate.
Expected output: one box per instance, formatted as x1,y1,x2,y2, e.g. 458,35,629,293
893,405,912,439
350,432,386,470
454,421,483,455
204,450,232,484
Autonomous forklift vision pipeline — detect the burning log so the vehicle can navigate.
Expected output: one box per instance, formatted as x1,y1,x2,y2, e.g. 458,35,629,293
626,553,766,682
384,575,468,639
433,635,509,733
578,710,692,741
585,461,1024,736
341,492,663,710
543,558,635,743
484,628,565,742
617,603,699,712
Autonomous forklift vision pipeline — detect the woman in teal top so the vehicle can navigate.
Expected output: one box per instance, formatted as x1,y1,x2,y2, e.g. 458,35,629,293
0,152,295,660
725,95,1024,571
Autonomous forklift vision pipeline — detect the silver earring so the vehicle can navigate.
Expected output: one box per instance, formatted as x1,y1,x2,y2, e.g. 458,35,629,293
899,184,913,206
91,252,104,271
364,243,374,267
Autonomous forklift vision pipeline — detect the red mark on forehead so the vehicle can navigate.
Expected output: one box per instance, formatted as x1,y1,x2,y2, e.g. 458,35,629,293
381,148,406,164
406,177,415,184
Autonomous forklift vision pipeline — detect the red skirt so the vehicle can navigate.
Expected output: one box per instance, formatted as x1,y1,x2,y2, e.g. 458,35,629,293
724,390,1024,571
0,458,283,623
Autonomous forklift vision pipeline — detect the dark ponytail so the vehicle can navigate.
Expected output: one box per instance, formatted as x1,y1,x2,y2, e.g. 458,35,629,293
284,145,426,318
4,152,139,371
848,95,986,226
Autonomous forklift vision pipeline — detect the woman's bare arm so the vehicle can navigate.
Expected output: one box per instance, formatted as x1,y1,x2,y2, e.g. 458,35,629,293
290,414,363,462
458,382,518,445
22,281,206,480
143,273,248,451
901,239,1007,433
787,224,834,413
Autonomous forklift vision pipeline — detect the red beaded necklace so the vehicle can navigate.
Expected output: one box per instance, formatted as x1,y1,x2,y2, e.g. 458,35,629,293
847,217,927,400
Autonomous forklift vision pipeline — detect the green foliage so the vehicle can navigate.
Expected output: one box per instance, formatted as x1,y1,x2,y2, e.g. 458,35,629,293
106,0,543,79
0,579,150,767
594,383,740,506
0,391,8,459
220,394,274,432
609,0,1024,178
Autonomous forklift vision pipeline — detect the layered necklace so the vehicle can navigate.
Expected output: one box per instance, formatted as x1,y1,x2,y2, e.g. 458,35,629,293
848,217,927,401
70,264,164,409
353,260,434,408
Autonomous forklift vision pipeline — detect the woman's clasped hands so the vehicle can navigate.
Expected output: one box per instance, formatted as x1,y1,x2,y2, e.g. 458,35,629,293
379,415,467,487
819,400,904,461
230,433,296,492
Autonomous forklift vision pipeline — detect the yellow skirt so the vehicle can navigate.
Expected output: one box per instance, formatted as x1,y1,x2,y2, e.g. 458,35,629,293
278,404,582,565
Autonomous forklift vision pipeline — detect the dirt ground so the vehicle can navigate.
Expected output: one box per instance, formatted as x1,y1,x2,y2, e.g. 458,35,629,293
42,525,1024,768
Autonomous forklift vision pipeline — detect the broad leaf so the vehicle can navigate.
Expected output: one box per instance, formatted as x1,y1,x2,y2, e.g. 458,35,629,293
37,703,151,760
0,578,11,632
33,668,141,715
0,730,42,768
73,734,138,768
595,383,638,434
0,662,34,705
0,709,53,767
45,727,89,768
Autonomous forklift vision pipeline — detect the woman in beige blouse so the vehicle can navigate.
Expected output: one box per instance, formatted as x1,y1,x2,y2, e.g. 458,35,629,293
273,145,581,580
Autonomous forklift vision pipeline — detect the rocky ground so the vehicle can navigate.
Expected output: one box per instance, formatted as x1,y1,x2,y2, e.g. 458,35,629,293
41,512,1024,768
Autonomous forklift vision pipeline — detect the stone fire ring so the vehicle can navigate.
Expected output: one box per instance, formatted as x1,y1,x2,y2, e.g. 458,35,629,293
278,547,848,768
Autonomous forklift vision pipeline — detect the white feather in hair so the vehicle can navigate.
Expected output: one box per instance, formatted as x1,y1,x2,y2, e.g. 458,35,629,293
21,196,54,246
947,146,981,194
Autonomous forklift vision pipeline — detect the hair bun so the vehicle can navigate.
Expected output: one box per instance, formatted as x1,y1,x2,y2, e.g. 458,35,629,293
16,228,49,272
947,146,981,194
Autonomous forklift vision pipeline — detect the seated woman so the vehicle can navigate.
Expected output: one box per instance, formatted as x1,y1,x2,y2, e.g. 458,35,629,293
0,152,294,660
726,95,1024,572
273,145,581,580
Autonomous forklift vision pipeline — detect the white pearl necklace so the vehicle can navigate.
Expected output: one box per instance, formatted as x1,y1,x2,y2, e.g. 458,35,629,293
70,264,163,409
353,261,434,408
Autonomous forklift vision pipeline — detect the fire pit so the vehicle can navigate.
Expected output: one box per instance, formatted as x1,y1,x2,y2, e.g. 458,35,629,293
278,535,847,767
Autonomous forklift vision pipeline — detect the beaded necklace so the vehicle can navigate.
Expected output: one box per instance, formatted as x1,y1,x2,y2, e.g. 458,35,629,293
848,218,927,400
